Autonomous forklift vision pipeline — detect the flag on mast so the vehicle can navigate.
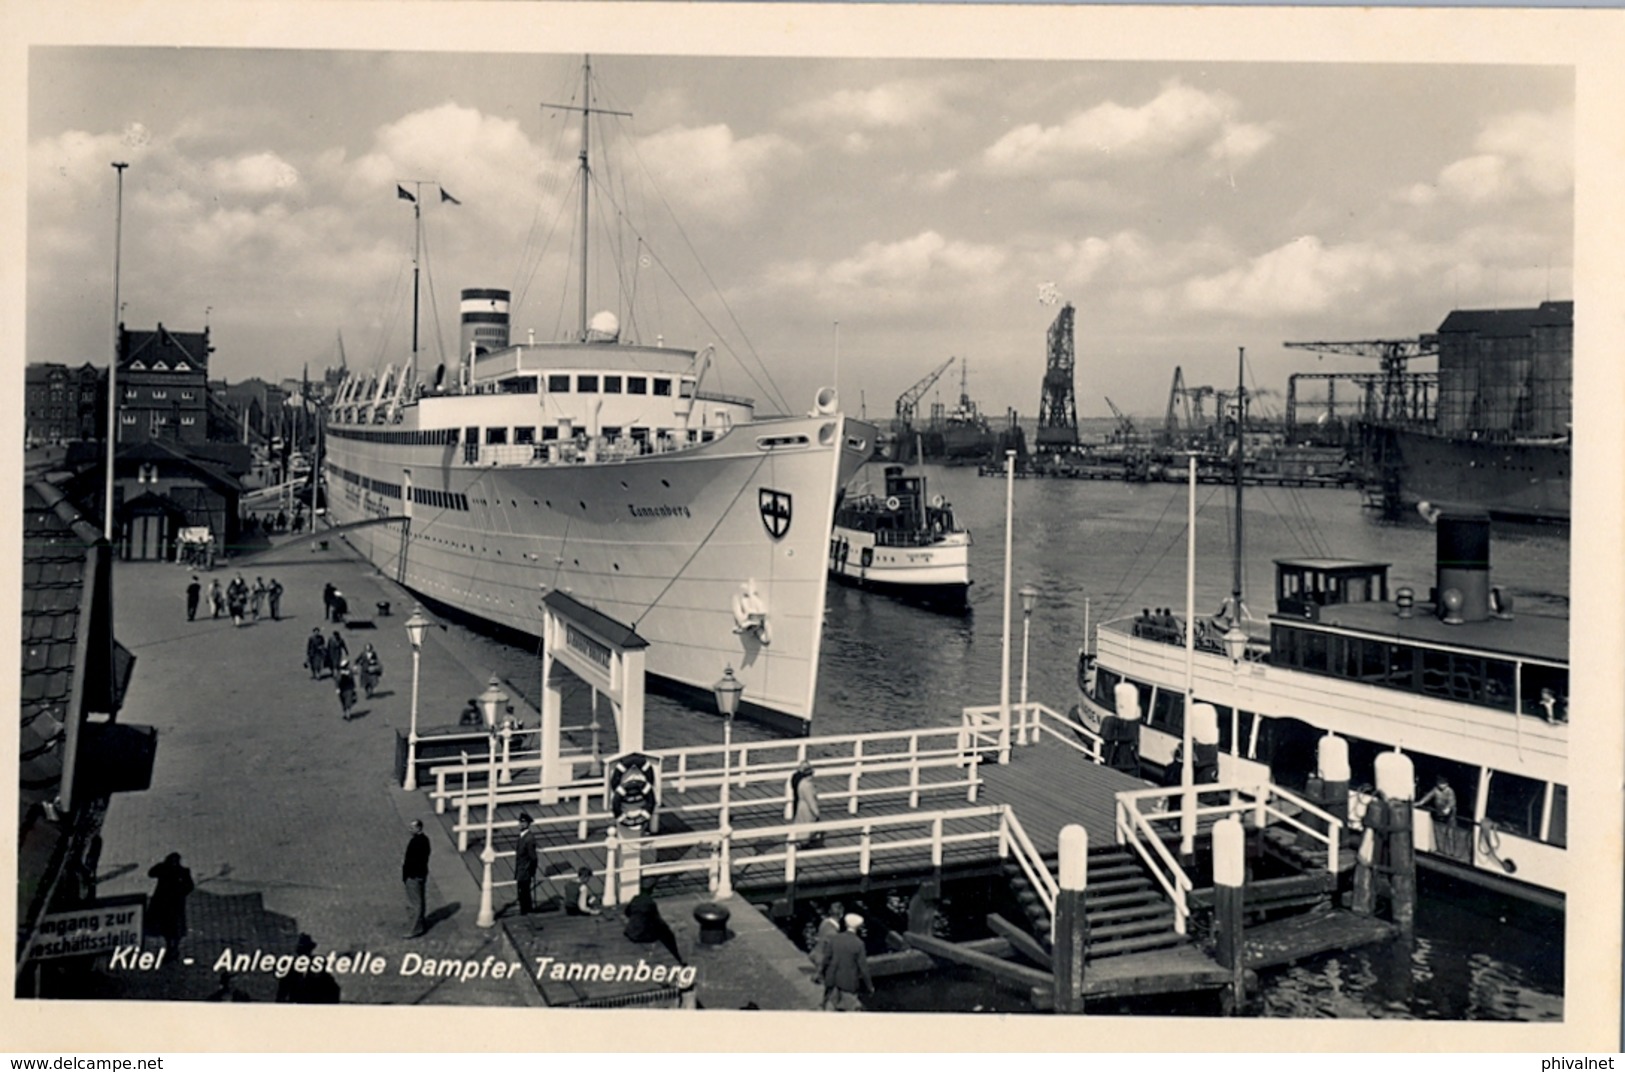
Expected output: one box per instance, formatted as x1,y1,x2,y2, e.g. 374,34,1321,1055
396,184,415,202
439,187,461,205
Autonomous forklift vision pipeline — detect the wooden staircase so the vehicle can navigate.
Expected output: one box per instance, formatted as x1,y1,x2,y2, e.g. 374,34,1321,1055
1080,845,1184,959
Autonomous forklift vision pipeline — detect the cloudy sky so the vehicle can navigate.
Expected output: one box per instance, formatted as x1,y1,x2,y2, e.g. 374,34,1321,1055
27,48,1572,420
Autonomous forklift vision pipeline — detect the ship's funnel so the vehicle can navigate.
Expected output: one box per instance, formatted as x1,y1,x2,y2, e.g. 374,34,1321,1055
461,288,511,358
1434,511,1492,624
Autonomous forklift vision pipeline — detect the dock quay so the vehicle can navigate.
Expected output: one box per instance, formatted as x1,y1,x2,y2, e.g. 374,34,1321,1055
80,525,1421,1014
976,461,1357,490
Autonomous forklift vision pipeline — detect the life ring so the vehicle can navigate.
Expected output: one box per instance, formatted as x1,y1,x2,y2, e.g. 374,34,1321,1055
930,494,945,508
885,496,901,511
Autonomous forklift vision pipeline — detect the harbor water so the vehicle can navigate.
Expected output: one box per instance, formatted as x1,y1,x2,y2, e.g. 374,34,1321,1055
452,463,1569,1019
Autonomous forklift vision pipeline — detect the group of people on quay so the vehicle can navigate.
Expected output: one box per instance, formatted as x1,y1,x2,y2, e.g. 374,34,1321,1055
305,626,383,721
185,573,282,625
241,506,309,537
808,901,874,1011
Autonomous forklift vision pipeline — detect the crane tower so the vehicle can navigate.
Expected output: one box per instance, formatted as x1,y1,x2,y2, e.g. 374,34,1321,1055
1036,302,1079,450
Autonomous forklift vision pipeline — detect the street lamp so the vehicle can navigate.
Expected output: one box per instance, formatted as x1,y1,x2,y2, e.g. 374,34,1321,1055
999,450,1016,760
1223,624,1249,766
474,674,508,929
402,607,429,791
1017,584,1039,746
713,666,743,830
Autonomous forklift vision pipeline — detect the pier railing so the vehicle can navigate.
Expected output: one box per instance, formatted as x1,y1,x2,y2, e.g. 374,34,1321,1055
997,807,1059,917
1113,779,1346,934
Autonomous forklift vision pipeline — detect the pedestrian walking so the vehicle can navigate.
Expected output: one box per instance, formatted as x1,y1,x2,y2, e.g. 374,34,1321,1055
322,582,336,621
791,761,823,848
810,901,843,967
305,628,328,680
356,643,383,698
402,820,430,938
226,574,249,627
513,812,538,916
185,575,201,621
335,659,357,720
275,508,287,533
327,630,348,674
207,578,223,619
818,913,873,1011
250,577,267,620
330,589,349,624
267,578,283,621
145,851,194,960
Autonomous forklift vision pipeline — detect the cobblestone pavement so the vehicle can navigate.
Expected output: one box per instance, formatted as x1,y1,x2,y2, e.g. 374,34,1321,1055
87,536,542,1006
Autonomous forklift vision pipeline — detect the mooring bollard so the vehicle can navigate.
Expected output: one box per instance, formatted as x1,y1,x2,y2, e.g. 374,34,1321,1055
1374,750,1416,939
1052,823,1088,1014
1317,734,1351,822
1212,816,1246,1014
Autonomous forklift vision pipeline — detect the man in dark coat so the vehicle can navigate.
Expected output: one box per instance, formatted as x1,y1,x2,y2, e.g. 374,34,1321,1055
335,660,357,720
267,578,284,621
185,576,201,621
145,852,194,958
306,628,328,679
322,582,336,621
818,913,873,1011
402,820,430,938
327,630,348,673
513,813,538,915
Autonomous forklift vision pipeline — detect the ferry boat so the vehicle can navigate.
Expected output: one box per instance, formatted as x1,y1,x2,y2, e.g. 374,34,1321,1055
322,60,874,730
829,464,971,610
1076,509,1567,908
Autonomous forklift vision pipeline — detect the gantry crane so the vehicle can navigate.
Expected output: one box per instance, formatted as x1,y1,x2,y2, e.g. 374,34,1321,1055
895,357,956,427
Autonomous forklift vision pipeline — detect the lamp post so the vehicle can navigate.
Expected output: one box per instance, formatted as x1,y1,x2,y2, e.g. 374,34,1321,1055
1223,624,1249,768
713,666,743,831
474,674,508,929
999,449,1016,757
105,161,128,544
1017,584,1039,746
1181,454,1197,858
402,607,429,791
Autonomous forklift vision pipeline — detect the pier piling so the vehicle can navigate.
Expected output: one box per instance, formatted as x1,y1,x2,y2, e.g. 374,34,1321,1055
1213,817,1247,1014
1375,751,1417,939
1052,823,1088,1014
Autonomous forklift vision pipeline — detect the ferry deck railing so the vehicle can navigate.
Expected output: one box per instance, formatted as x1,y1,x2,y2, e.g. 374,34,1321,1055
1113,780,1345,935
997,807,1059,917
1002,701,1107,764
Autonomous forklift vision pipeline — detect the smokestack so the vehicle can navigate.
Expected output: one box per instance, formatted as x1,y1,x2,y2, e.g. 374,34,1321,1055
1434,511,1492,625
460,288,511,359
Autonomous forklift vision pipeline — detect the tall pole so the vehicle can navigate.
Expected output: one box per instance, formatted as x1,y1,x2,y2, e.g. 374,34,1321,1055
1019,595,1034,746
411,195,421,380
405,643,422,791
105,162,128,543
1231,346,1246,623
578,56,592,340
1000,450,1015,743
1181,454,1197,857
476,727,497,928
720,714,732,830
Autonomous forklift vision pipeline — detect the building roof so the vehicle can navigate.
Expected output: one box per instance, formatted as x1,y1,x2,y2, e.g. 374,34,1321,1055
541,590,650,650
120,323,211,372
1435,301,1573,338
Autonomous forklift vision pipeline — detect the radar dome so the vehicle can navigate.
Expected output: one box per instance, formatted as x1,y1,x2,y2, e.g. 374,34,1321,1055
587,310,621,342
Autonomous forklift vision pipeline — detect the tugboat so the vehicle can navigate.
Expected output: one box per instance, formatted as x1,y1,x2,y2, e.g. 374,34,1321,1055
829,464,971,611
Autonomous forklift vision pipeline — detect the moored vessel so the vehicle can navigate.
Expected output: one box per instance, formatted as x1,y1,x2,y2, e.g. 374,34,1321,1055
322,59,875,730
829,464,971,610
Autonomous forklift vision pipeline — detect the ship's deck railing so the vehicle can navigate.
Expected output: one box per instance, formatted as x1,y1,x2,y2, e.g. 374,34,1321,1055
1113,779,1345,935
472,434,703,468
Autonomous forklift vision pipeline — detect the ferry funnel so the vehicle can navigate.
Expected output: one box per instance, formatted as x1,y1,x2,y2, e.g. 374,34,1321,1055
461,288,511,358
1433,510,1492,624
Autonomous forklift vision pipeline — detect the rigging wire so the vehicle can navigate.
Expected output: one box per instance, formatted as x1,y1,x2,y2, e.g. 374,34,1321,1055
632,453,768,629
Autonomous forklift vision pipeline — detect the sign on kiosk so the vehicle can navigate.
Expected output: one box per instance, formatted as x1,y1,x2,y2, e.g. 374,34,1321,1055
32,895,146,961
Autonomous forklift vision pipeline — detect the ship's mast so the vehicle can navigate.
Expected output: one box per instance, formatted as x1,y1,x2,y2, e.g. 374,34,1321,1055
1230,346,1246,623
544,56,632,341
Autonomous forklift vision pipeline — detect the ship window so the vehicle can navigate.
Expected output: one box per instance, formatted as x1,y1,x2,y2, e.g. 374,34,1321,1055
1484,770,1545,840
1546,785,1567,848
653,378,672,397
679,378,695,399
541,426,559,442
548,374,571,393
628,376,648,395
502,376,538,394
1094,668,1120,712
1519,664,1567,721
486,427,507,445
604,375,622,394
601,426,622,441
1301,631,1329,673
577,375,599,393
515,426,535,445
1147,688,1184,737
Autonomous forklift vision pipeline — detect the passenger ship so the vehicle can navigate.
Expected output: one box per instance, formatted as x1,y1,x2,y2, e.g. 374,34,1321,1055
322,60,874,730
1077,510,1567,907
829,464,971,610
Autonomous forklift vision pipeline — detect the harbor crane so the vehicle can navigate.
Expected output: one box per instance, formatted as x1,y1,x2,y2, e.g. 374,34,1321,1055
1035,302,1079,449
1103,396,1138,444
895,357,956,427
1282,337,1438,425
1162,366,1219,448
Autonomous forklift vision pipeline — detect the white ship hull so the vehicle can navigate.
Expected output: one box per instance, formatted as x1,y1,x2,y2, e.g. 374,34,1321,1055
828,526,971,608
327,408,875,729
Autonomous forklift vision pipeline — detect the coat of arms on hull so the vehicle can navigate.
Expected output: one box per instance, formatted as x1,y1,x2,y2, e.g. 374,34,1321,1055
759,489,792,539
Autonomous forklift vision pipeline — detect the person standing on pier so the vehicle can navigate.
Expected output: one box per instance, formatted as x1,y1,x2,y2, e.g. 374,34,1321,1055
267,578,283,621
513,813,538,916
185,575,201,621
810,901,843,967
144,851,194,960
322,582,336,621
250,577,267,620
791,762,823,848
335,659,357,720
207,578,223,620
327,630,348,674
818,913,873,1011
402,820,430,939
226,574,249,627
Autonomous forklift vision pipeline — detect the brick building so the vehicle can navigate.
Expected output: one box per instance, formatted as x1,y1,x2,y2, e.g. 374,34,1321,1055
116,324,211,445
1430,300,1573,439
25,363,106,447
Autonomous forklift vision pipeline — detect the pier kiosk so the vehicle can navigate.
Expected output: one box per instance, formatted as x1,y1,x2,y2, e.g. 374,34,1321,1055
537,591,649,799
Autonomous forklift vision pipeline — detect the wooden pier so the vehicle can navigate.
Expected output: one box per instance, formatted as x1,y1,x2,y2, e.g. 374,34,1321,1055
418,700,1403,1012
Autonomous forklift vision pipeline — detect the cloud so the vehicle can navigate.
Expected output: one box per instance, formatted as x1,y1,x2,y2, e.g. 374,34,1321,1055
982,80,1274,176
631,123,798,217
1182,235,1402,317
204,152,301,197
764,230,1007,310
347,103,544,214
1404,106,1573,208
787,79,953,132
